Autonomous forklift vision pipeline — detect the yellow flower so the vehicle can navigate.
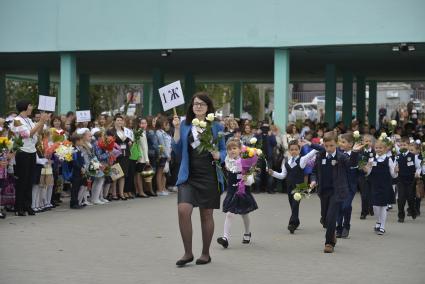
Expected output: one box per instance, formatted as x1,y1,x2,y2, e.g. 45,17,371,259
248,149,255,157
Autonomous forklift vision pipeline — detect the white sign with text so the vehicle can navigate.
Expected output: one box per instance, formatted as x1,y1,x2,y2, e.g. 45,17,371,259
158,81,185,111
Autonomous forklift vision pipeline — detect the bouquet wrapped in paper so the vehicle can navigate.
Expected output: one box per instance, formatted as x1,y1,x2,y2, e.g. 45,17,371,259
55,141,74,162
88,158,102,177
51,128,66,143
234,146,261,196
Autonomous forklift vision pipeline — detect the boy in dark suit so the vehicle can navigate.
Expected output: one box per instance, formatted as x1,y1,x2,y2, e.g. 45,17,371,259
310,132,363,253
395,136,421,222
70,133,85,209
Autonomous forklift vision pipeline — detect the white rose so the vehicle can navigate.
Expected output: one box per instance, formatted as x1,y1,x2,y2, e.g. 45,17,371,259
391,120,397,126
353,131,360,138
199,121,207,128
294,192,302,202
206,113,215,122
192,118,200,126
256,149,263,156
380,132,387,139
250,137,257,145
245,174,255,186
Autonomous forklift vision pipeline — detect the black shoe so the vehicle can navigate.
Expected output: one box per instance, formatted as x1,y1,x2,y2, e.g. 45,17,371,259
341,228,349,238
217,237,229,248
0,212,6,219
412,214,417,220
242,233,251,243
15,211,26,216
288,224,296,234
146,191,157,197
195,256,211,265
398,218,404,223
27,208,36,215
176,256,194,267
407,211,412,217
336,231,342,238
360,214,366,220
369,210,374,216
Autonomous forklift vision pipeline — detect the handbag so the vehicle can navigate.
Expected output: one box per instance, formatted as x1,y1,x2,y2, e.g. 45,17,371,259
110,163,124,181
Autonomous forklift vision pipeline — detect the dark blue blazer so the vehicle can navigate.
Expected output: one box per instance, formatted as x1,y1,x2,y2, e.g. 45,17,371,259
310,144,359,202
172,120,226,192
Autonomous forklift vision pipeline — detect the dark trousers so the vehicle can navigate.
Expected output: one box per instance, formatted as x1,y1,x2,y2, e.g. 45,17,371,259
70,174,82,207
397,181,416,219
124,160,136,193
358,175,373,216
14,151,36,211
337,189,356,232
287,189,300,226
415,198,421,215
320,189,341,246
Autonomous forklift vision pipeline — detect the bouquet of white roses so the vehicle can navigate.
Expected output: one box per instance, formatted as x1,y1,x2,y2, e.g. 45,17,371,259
291,182,312,201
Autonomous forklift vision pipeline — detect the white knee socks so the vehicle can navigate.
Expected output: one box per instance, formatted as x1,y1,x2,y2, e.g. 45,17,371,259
46,185,53,206
78,186,86,205
223,213,251,241
223,212,234,240
31,185,39,209
373,206,388,230
242,214,250,234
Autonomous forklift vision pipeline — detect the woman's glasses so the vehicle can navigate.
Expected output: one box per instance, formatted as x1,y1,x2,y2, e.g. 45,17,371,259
193,102,207,108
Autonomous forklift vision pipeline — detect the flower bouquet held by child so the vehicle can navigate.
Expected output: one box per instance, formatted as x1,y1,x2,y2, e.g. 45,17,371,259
217,138,259,249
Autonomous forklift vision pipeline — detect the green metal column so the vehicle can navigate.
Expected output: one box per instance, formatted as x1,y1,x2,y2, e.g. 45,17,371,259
368,80,377,127
274,49,290,132
342,72,353,127
78,74,90,110
184,73,195,107
325,64,337,127
356,75,366,125
59,53,77,114
151,68,164,115
38,68,50,96
233,82,242,118
142,83,151,116
0,73,5,115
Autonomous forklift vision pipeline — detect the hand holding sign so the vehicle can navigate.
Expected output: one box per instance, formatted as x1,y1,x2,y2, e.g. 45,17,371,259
158,81,185,114
38,95,56,112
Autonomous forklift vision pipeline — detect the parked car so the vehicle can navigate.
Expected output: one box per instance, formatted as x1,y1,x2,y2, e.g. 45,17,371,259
290,103,318,122
311,96,343,108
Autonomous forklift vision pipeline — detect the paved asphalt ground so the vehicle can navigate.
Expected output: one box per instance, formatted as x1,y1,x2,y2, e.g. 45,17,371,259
1,192,424,284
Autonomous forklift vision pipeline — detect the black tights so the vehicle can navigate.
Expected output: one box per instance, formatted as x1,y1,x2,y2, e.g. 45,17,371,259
178,203,214,260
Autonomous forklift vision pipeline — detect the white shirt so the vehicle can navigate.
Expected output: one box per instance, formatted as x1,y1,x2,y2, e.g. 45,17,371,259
365,153,398,178
11,116,37,153
272,149,317,180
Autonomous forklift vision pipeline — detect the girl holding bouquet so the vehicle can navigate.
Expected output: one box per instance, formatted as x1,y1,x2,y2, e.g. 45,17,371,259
172,93,226,266
91,129,110,205
217,138,258,249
